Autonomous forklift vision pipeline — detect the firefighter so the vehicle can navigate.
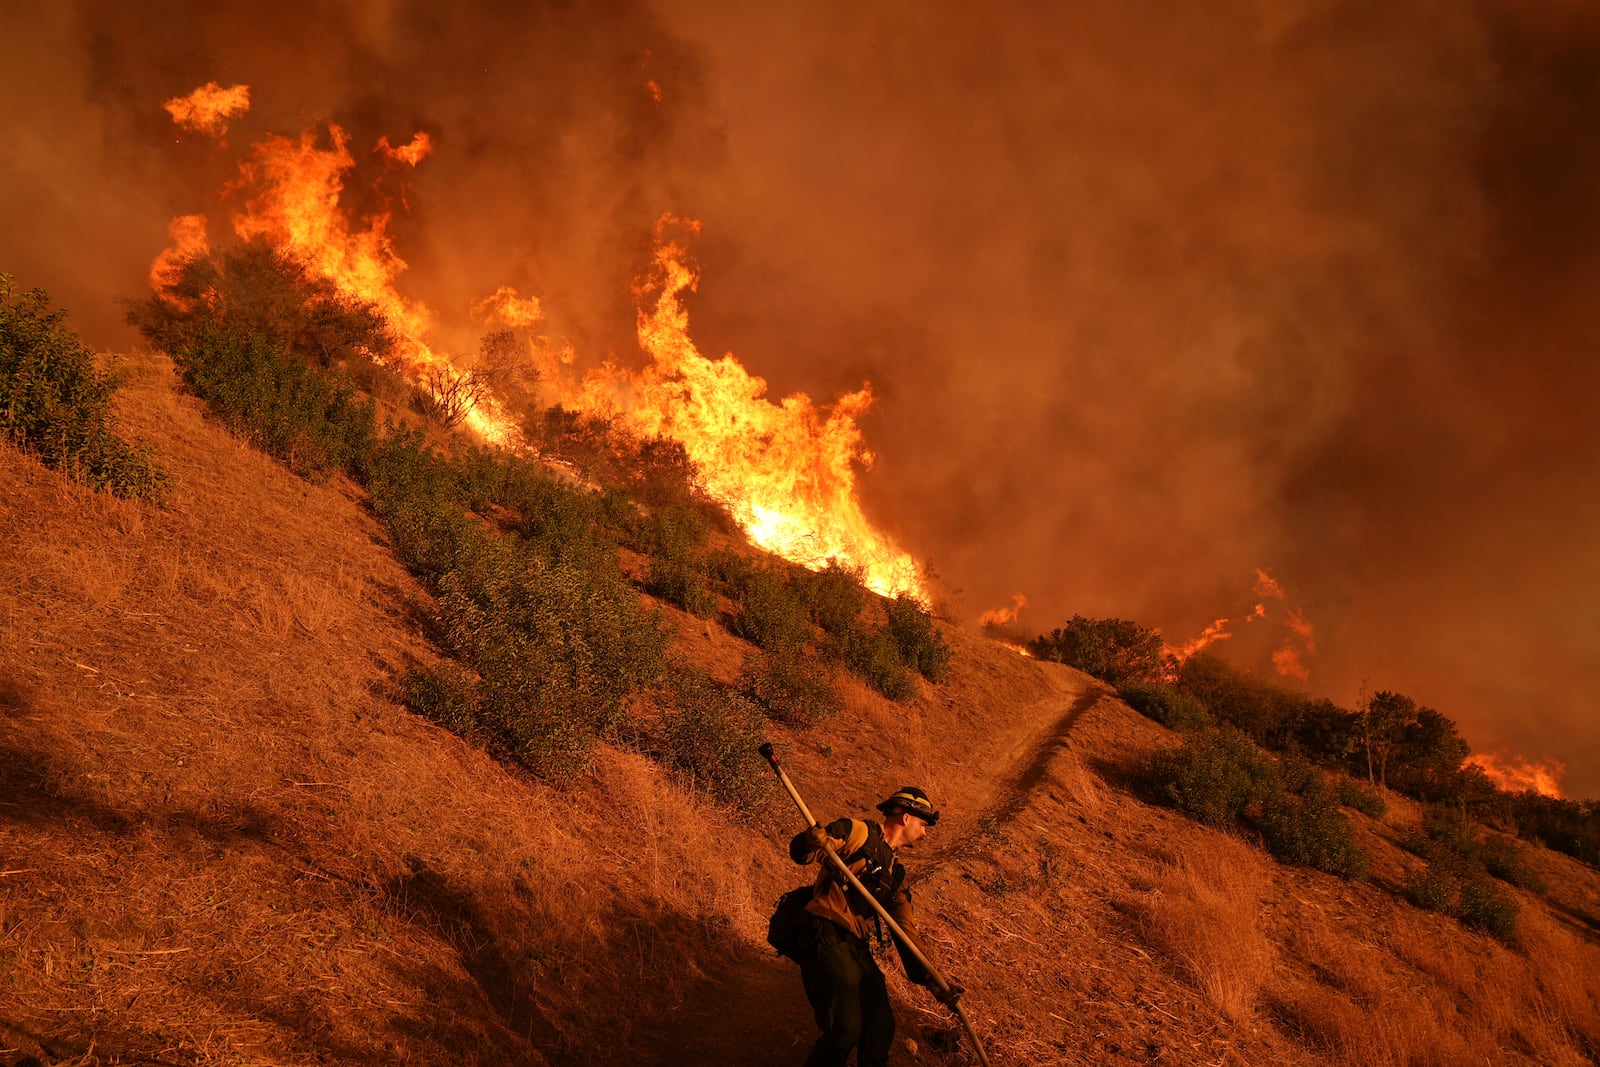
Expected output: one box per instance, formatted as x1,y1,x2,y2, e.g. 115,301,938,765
787,786,961,1067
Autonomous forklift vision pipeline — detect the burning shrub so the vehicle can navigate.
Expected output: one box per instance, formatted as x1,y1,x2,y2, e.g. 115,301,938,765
1118,681,1213,732
127,241,396,372
415,364,488,429
740,650,841,728
1027,615,1164,686
885,594,951,682
654,669,775,817
1,276,168,499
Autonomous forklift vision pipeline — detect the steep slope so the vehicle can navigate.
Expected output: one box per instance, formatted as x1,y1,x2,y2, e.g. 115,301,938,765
3,349,1599,1066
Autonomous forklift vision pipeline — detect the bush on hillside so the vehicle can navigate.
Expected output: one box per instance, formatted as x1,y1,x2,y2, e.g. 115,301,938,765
172,321,376,479
1336,776,1387,818
730,565,811,653
841,626,918,702
399,665,482,739
1258,777,1368,879
1145,728,1279,829
740,650,841,728
1,276,167,499
797,561,868,636
437,539,667,782
655,670,775,816
1407,863,1520,942
1118,681,1213,732
644,555,719,618
1027,615,1164,685
885,594,951,682
127,241,396,373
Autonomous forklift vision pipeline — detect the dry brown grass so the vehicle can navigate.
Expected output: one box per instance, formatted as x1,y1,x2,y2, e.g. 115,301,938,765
1135,833,1276,1025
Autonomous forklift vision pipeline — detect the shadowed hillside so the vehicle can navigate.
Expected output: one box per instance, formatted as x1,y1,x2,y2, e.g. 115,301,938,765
3,340,1599,1065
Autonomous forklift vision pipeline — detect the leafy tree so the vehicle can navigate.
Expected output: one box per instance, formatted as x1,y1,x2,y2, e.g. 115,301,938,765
1028,615,1164,685
1358,690,1419,791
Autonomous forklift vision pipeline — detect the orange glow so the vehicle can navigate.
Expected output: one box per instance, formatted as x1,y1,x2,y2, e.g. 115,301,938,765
375,132,434,167
1272,606,1317,680
1464,753,1565,799
549,215,925,599
979,593,1028,629
163,82,250,136
999,641,1034,658
647,79,664,103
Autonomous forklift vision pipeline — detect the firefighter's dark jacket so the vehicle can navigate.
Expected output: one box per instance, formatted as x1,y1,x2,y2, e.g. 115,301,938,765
789,817,935,987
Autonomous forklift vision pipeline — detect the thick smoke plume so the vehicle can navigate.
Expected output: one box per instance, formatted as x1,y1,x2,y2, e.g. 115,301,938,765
2,1,1596,793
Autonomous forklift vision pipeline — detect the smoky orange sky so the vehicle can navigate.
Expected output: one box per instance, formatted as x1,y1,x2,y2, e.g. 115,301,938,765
3,1,1596,796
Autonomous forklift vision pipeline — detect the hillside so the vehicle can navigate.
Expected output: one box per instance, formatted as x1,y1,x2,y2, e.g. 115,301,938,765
3,348,1600,1066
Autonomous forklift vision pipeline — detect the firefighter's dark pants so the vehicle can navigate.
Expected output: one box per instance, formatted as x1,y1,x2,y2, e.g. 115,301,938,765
800,920,894,1067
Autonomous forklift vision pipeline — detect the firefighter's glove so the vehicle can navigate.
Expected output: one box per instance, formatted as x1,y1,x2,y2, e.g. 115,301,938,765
934,981,964,1009
804,825,831,853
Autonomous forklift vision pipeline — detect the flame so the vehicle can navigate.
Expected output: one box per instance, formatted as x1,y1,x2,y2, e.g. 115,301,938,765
208,122,514,444
376,132,434,167
979,593,1028,629
163,82,251,136
1271,606,1317,680
548,215,924,599
1464,753,1565,799
1254,567,1286,600
149,214,210,297
473,285,545,328
150,109,921,595
999,641,1034,658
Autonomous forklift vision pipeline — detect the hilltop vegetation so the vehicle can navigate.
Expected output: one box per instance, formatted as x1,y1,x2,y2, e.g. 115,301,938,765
2,260,1598,1066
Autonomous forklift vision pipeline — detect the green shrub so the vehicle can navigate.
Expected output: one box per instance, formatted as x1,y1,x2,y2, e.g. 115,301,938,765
705,548,757,591
1,276,168,499
1259,778,1368,878
655,670,775,816
1145,729,1278,829
797,561,868,635
1027,615,1164,685
644,555,719,618
730,565,811,653
438,542,667,783
1407,863,1519,941
1335,776,1387,818
1479,836,1544,892
399,665,482,739
842,626,918,702
173,321,375,480
630,502,712,561
1118,681,1213,732
740,650,841,728
1459,875,1520,940
885,594,952,682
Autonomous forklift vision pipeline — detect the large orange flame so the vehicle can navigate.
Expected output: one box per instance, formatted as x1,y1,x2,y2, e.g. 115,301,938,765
1464,753,1565,799
549,215,924,599
164,82,251,137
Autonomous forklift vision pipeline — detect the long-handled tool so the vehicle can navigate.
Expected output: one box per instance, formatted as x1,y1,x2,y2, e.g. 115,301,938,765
759,743,992,1067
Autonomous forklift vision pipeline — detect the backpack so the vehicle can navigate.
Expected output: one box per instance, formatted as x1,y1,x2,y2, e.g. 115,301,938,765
766,885,817,962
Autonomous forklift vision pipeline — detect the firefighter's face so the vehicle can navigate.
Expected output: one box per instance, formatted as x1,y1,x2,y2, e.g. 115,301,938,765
897,812,930,847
